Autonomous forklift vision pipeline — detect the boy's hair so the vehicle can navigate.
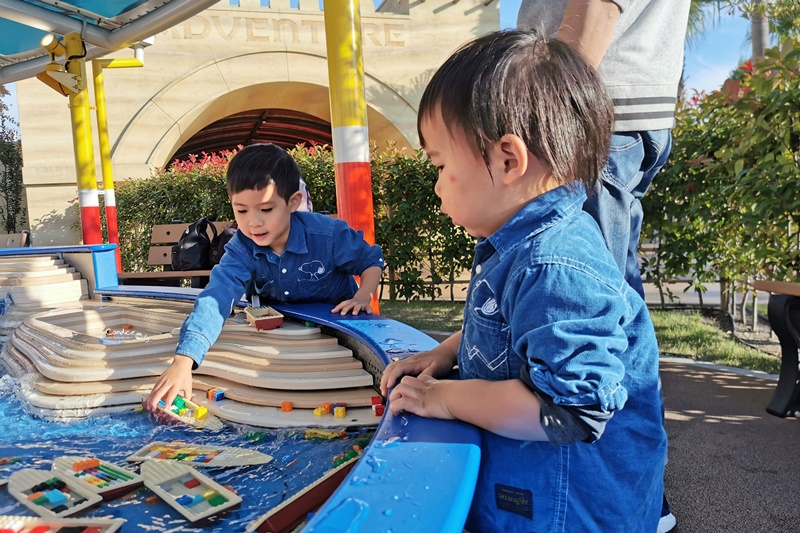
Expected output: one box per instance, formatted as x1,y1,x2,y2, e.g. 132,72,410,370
226,143,301,202
417,29,613,190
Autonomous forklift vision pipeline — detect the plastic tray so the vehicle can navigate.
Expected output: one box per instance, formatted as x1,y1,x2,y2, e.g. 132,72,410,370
52,456,143,499
125,440,273,468
140,460,242,523
8,468,103,518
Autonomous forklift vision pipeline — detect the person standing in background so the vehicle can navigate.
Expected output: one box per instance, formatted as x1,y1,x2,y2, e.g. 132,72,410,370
518,1,692,531
518,0,690,297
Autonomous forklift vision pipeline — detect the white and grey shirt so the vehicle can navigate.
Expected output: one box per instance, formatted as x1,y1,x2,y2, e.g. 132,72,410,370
518,0,691,132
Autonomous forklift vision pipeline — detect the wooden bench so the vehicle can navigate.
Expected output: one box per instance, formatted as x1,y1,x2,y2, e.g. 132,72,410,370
753,280,800,417
0,231,31,248
117,221,234,288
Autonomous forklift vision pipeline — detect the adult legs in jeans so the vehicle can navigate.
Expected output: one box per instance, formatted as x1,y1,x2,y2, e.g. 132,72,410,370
583,129,672,298
584,129,676,531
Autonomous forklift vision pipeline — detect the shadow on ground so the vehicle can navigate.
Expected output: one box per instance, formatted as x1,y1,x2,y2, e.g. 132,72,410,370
661,358,799,532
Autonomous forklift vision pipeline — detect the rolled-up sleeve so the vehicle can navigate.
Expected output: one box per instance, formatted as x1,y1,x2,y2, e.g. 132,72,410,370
506,261,631,413
331,219,385,275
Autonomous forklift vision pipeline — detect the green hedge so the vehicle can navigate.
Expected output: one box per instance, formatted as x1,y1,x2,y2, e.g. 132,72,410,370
114,144,474,301
642,39,800,301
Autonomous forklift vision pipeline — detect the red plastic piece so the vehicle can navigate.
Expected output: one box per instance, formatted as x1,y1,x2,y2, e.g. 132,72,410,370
184,478,201,489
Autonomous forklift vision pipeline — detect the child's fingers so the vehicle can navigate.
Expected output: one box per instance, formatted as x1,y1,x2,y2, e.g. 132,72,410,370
388,377,424,415
379,364,398,395
380,361,411,394
144,380,168,412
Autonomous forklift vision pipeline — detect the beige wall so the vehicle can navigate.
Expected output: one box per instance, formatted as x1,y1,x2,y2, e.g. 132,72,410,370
17,0,498,245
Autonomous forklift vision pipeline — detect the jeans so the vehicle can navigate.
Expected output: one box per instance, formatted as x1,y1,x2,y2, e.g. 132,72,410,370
584,129,673,298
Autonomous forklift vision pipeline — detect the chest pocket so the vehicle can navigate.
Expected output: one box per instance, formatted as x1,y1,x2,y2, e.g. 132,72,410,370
251,277,276,301
295,260,333,299
460,279,513,381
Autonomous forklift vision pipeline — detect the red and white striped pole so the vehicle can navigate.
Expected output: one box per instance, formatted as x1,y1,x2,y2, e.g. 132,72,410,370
324,0,379,312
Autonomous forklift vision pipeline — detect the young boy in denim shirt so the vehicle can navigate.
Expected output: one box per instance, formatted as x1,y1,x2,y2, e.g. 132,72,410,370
380,30,667,532
145,143,384,412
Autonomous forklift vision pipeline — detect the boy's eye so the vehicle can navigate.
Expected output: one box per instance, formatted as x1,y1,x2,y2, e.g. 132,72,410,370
261,208,273,213
236,209,247,214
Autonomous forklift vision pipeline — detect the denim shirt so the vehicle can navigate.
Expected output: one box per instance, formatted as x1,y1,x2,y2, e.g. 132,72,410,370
462,185,667,532
176,211,384,365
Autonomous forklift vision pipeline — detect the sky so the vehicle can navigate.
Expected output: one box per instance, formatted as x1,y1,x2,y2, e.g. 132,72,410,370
2,2,753,128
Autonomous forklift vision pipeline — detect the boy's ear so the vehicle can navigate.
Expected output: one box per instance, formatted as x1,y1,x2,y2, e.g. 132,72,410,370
287,191,304,212
495,134,529,185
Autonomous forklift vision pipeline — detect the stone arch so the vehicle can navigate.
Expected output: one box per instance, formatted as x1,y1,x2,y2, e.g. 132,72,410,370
113,50,418,170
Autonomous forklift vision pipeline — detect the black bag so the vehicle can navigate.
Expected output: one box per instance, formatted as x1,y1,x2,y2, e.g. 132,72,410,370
171,218,218,271
211,222,238,266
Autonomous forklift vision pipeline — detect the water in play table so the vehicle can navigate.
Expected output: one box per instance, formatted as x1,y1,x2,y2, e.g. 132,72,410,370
0,375,372,532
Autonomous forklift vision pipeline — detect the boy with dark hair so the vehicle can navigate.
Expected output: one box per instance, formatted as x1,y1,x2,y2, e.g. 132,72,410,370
381,30,667,531
145,143,384,411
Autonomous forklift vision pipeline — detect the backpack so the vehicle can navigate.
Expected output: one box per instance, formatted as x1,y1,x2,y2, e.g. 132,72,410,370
171,218,218,271
211,222,238,266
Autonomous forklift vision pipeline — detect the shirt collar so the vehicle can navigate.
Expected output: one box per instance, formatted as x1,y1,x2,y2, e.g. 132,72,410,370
478,184,586,262
284,212,308,255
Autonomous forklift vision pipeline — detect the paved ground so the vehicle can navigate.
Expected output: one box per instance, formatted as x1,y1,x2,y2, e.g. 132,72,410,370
660,357,798,532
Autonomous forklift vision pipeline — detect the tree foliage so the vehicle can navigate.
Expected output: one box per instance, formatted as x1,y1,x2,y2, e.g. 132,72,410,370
0,86,24,233
731,0,800,40
643,39,800,298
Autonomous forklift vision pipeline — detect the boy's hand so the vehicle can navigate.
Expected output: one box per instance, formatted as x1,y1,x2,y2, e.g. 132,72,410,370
388,374,454,420
331,293,373,315
379,348,456,396
143,354,195,412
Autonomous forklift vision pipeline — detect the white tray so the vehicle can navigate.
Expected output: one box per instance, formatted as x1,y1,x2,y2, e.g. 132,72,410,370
0,515,125,532
52,456,143,498
8,468,103,518
141,460,242,523
126,441,273,468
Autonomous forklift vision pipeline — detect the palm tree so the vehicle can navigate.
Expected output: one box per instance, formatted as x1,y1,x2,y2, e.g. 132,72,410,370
750,0,770,60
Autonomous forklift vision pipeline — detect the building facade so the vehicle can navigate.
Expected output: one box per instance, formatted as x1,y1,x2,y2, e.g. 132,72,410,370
16,0,498,245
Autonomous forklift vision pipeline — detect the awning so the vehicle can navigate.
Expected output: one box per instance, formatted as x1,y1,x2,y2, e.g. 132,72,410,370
0,0,219,83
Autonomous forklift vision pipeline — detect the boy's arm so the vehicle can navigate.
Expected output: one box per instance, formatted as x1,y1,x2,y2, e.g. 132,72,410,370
332,265,382,315
145,239,252,411
389,376,550,442
557,0,622,68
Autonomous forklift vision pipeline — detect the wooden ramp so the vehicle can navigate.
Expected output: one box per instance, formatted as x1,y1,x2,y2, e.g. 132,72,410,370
2,304,380,427
0,254,87,309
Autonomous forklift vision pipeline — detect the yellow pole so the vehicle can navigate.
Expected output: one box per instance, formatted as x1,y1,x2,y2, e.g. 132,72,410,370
92,58,143,271
64,32,102,244
324,0,379,312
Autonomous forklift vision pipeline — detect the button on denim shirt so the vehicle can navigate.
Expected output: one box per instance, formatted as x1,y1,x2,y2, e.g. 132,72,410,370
462,185,667,533
176,211,384,366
